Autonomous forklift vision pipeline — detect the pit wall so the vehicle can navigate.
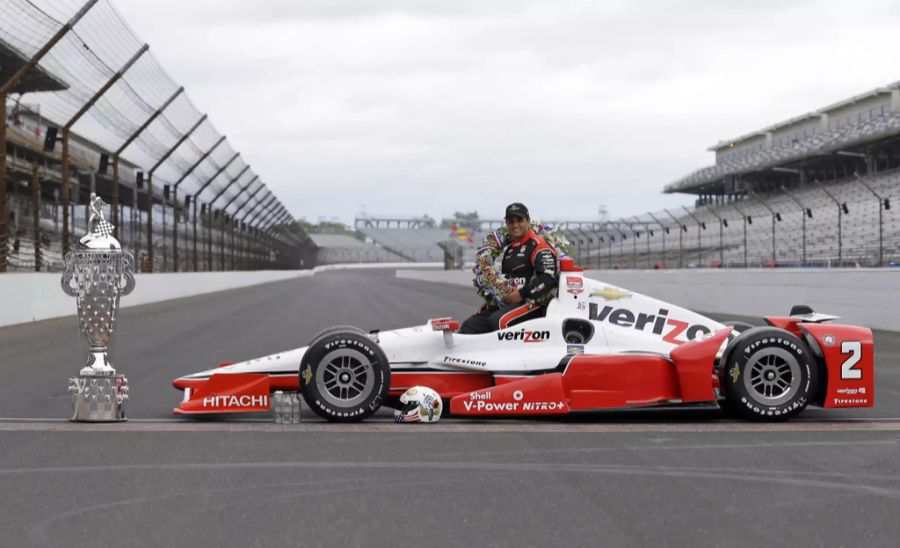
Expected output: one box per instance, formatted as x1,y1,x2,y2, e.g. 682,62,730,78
395,268,900,332
0,262,443,328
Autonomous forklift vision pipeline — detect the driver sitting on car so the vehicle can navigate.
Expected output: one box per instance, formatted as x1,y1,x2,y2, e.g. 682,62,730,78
459,203,559,334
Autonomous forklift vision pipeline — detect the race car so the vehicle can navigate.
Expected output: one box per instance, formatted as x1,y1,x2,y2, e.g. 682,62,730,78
172,259,875,422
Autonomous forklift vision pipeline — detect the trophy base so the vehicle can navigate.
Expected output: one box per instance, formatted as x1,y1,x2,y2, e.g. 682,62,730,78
68,374,129,422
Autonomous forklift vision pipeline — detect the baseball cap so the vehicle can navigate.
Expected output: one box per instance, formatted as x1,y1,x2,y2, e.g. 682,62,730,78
504,202,529,219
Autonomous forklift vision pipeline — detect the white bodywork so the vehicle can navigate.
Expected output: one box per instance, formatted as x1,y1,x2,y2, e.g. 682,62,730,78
180,273,725,381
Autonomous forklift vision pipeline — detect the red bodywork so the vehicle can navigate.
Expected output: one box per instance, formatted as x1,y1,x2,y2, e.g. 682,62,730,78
173,318,875,416
764,317,875,409
447,328,730,416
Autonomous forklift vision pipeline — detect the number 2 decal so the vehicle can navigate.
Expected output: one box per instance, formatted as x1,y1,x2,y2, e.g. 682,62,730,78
840,340,862,380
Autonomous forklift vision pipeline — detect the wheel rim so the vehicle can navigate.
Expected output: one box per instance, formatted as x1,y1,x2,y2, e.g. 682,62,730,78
315,348,375,408
742,347,801,406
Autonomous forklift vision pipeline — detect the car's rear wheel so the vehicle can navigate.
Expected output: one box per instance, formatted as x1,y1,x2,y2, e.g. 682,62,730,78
300,331,390,422
722,327,816,421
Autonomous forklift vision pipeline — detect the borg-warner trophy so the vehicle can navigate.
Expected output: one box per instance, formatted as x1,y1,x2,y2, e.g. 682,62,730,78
61,194,135,422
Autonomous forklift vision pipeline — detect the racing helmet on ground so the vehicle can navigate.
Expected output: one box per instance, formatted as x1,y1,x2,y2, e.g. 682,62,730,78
395,386,443,423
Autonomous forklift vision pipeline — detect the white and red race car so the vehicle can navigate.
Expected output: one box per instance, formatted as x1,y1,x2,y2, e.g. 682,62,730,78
172,260,875,421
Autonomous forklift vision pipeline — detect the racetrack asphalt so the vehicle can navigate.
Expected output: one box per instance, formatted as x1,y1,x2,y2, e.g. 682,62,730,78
1,269,898,547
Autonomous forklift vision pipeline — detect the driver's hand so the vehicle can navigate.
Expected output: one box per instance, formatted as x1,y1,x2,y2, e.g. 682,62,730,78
504,288,523,305
476,302,487,313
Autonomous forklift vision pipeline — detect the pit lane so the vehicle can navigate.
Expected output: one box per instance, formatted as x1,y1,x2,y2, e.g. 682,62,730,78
0,269,898,546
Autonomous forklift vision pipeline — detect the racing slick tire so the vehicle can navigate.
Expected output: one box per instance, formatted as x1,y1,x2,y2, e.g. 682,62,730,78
722,327,817,421
723,320,755,334
307,325,369,346
299,331,391,422
716,321,757,418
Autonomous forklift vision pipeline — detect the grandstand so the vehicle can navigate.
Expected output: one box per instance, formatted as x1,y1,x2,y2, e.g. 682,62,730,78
309,233,406,265
350,82,899,270
564,81,900,269
355,217,485,264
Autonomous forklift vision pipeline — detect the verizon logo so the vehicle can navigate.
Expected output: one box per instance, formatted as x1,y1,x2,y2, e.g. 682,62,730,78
496,329,551,343
589,304,712,345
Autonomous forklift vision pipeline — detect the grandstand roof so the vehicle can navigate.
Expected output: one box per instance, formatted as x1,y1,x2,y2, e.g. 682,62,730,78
665,80,900,194
0,39,67,94
709,81,900,152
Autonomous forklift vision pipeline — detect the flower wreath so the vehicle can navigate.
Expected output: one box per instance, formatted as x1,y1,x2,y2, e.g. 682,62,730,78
472,222,572,308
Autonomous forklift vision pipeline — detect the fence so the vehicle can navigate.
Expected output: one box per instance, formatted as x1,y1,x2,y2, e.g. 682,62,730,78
0,0,311,273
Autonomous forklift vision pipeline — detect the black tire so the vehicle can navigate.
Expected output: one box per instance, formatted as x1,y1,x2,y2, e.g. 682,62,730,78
307,325,368,346
723,320,755,334
722,327,817,421
716,320,761,417
299,331,390,422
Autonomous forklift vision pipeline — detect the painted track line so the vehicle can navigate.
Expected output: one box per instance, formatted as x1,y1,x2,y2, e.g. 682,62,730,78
0,417,899,433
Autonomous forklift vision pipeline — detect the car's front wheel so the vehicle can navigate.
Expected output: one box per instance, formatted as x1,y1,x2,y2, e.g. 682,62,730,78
722,327,817,421
299,331,391,422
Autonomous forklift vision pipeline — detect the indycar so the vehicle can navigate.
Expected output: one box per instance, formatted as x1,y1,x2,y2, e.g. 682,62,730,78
172,259,874,421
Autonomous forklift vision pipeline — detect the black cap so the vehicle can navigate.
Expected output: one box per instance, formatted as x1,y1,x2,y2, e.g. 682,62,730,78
505,202,529,219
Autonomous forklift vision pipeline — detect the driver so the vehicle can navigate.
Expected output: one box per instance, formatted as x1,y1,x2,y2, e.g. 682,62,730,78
459,203,559,334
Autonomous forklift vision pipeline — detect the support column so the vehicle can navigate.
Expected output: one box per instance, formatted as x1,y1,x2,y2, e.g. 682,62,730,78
172,135,226,271
31,162,41,271
60,44,149,255
0,96,6,272
112,156,120,238
61,127,71,255
0,0,101,269
113,86,184,241
189,151,240,271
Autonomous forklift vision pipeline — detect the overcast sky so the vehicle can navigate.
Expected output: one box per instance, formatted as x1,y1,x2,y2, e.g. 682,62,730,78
114,0,900,225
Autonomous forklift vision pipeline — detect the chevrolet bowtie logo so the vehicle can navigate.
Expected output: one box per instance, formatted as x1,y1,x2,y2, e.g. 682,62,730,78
590,287,633,300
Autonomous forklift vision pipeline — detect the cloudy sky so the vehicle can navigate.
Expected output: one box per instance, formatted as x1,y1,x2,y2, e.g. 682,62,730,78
114,0,899,225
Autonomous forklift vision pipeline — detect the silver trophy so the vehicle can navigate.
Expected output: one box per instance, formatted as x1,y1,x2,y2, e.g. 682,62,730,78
62,194,135,421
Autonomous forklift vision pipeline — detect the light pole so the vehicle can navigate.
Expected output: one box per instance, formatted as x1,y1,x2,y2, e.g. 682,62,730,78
730,202,751,268
854,173,891,267
681,206,706,267
815,181,848,267
647,212,667,269
663,209,686,268
704,206,726,268
630,217,651,270
749,190,782,267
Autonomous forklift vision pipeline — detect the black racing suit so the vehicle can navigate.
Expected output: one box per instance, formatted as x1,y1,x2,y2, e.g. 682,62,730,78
459,229,558,334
